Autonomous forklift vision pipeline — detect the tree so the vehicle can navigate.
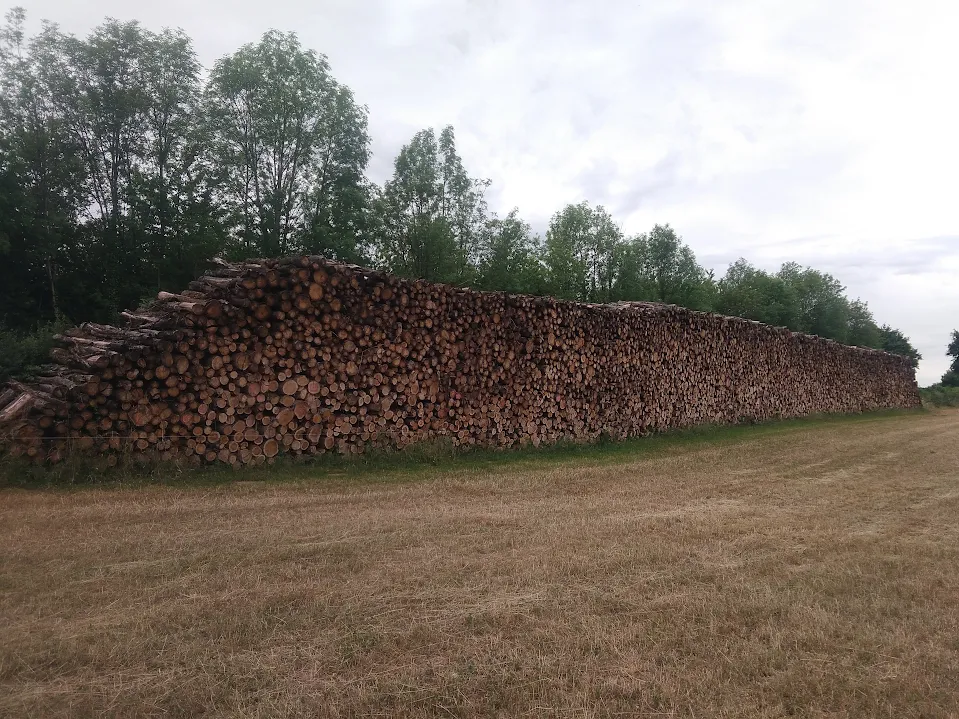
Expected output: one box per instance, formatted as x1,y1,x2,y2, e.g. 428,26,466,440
942,330,959,387
543,202,588,301
846,299,881,349
134,27,218,290
0,9,87,326
609,234,656,302
299,85,374,264
14,16,227,318
53,20,151,276
642,224,714,310
777,262,850,342
876,325,921,369
715,259,797,327
204,30,370,259
476,209,545,294
543,201,622,302
378,126,488,284
947,330,959,369
437,126,488,267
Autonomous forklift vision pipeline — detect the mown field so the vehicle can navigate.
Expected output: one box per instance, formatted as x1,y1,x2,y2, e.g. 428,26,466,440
2,410,958,718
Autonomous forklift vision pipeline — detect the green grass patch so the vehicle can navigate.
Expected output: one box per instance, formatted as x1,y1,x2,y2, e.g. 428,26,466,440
0,408,924,491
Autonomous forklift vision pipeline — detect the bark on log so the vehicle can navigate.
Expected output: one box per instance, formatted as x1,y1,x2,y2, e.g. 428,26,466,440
0,255,921,467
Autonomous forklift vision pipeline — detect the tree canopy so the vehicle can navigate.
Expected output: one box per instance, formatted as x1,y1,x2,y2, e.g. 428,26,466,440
878,326,922,370
377,126,487,284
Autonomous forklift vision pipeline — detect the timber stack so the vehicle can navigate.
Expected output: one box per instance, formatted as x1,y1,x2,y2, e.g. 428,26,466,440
0,255,921,467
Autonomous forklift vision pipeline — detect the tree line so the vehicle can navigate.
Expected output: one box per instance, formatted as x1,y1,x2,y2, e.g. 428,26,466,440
0,9,927,379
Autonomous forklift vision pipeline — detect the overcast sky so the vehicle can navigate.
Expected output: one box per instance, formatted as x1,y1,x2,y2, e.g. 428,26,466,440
22,0,959,384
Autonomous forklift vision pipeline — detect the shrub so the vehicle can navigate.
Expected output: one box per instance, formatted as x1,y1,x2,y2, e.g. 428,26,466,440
919,384,959,408
0,320,68,384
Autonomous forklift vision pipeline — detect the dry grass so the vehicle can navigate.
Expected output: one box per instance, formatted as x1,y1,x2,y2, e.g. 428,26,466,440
2,410,958,718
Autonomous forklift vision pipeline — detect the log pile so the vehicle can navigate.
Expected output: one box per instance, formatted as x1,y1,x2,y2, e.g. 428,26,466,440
0,255,921,467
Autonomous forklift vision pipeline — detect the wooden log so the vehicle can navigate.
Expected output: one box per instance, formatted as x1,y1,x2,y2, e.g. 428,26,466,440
0,255,920,466
0,392,34,424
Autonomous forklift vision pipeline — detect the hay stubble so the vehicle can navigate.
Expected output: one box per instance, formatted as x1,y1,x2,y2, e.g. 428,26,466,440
1,411,958,717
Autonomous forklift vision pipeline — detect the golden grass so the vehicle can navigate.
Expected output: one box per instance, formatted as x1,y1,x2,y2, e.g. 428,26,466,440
2,410,958,717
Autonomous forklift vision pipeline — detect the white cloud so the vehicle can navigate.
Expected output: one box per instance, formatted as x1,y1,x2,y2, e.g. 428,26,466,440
22,0,959,384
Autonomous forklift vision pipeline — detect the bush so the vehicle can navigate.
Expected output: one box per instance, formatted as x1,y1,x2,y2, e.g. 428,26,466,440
0,320,68,384
919,384,959,408
940,370,959,388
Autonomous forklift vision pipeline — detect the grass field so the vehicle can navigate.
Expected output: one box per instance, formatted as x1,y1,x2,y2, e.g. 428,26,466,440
2,410,958,717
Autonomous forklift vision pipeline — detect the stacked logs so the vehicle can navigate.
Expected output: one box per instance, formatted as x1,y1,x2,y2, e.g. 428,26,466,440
0,255,921,467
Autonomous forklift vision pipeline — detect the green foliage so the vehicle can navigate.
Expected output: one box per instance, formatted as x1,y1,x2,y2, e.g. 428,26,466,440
204,30,371,260
608,234,651,301
541,208,714,307
948,330,959,358
878,325,922,369
940,372,959,388
845,299,881,349
946,330,959,377
712,259,910,350
919,384,959,407
716,259,797,327
477,209,546,294
378,126,488,284
0,11,224,324
927,330,959,386
0,10,85,326
544,201,622,301
0,10,371,330
641,224,714,309
0,319,67,382
775,262,852,343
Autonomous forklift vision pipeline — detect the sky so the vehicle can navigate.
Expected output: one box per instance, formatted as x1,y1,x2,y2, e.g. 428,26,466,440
20,0,959,385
